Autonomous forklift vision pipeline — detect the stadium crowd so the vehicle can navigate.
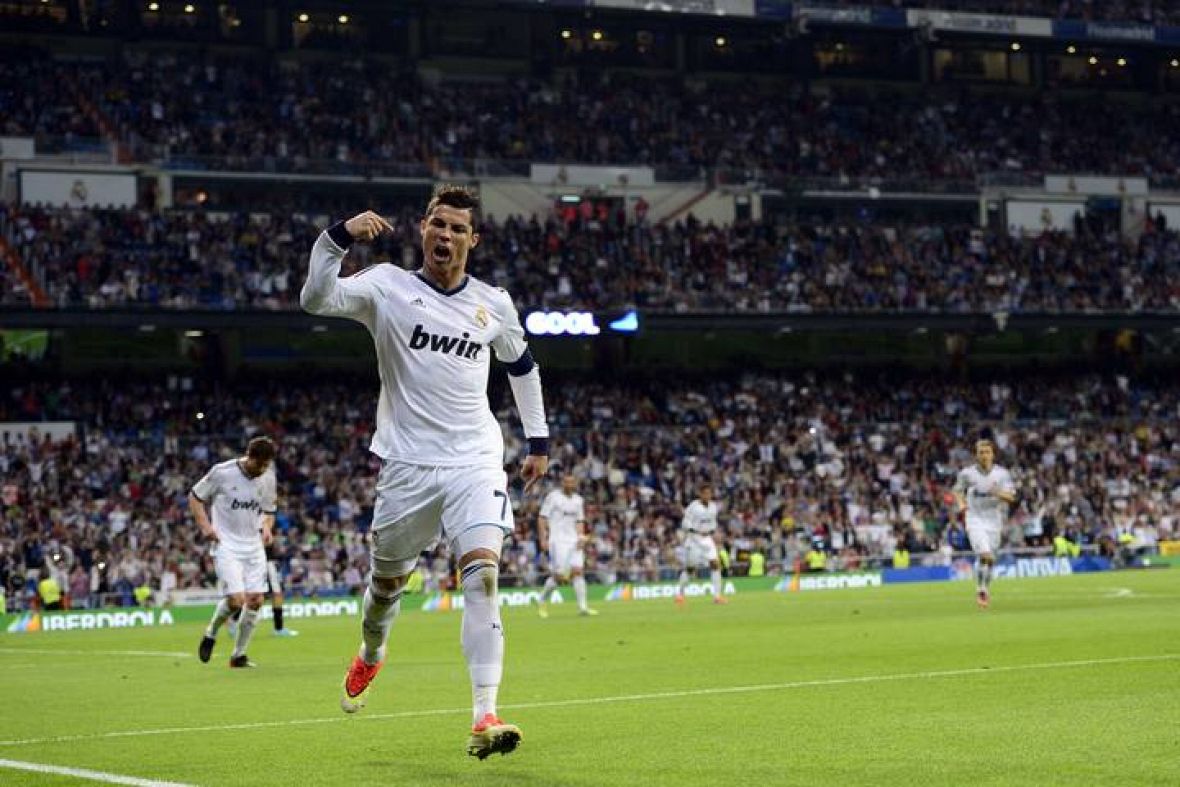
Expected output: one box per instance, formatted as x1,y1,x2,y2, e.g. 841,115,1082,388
0,54,103,151
4,201,1179,313
1,371,1176,609
5,48,1180,184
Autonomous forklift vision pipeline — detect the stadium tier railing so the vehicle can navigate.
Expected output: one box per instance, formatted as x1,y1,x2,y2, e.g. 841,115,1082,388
719,168,981,194
158,154,435,179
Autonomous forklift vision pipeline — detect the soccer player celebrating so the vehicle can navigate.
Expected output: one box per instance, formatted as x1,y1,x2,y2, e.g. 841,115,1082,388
191,436,278,668
535,473,598,618
300,185,549,760
952,434,1016,609
675,481,727,606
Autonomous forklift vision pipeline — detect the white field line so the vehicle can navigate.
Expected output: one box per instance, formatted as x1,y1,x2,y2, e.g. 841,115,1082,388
0,648,191,659
0,653,1174,750
0,758,196,786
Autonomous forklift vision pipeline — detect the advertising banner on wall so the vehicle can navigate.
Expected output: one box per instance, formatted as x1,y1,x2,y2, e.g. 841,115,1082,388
796,5,904,28
1052,19,1155,43
0,137,35,160
1006,200,1086,234
531,164,656,188
590,0,756,16
2,599,360,635
773,572,882,592
19,169,137,209
907,9,1052,37
1045,175,1148,196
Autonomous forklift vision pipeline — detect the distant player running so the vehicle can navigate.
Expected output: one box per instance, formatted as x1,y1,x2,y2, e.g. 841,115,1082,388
675,482,727,606
301,185,549,759
535,473,597,618
191,436,278,667
952,436,1016,609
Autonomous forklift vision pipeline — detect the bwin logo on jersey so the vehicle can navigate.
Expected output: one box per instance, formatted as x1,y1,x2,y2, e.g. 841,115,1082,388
231,499,260,512
409,324,482,359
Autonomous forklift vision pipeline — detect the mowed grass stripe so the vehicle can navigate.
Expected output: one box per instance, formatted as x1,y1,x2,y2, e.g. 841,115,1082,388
1,653,1174,749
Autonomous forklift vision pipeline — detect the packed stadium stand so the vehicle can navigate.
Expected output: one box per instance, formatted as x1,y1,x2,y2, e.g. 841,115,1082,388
2,371,1176,607
4,204,1180,311
5,48,1180,184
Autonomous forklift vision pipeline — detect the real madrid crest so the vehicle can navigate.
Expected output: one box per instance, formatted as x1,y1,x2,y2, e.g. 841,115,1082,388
474,305,489,328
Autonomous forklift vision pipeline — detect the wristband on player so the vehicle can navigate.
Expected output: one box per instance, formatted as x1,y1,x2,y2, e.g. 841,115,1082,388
327,220,356,250
527,437,549,456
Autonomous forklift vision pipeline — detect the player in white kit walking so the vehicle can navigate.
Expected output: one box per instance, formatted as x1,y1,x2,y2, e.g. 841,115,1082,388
952,436,1016,609
191,436,278,668
300,185,549,759
535,473,598,618
676,482,728,606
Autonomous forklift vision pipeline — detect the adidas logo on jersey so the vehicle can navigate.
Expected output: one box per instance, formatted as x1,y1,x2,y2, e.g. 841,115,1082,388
409,324,483,359
410,297,426,308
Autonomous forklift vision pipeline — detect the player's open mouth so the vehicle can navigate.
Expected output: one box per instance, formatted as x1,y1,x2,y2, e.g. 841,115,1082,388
432,246,452,263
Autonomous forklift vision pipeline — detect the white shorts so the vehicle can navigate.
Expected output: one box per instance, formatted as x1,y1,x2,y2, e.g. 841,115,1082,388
548,540,585,576
683,532,719,567
968,528,1001,556
370,461,513,578
216,548,267,596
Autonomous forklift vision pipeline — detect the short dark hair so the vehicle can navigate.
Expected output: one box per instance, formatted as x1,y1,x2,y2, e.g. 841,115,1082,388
427,183,480,222
247,436,276,463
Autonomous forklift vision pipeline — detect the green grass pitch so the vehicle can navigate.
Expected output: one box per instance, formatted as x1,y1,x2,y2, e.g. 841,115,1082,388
1,571,1177,786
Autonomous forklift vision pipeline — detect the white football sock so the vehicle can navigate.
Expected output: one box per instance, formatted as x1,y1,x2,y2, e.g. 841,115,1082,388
231,607,258,658
677,570,690,595
539,575,558,603
360,584,402,665
572,574,588,611
711,569,722,599
461,560,503,723
205,597,233,638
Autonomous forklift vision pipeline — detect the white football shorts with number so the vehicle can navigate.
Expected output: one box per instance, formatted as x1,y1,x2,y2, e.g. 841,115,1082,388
967,528,1001,556
369,461,513,578
683,532,719,567
548,539,585,576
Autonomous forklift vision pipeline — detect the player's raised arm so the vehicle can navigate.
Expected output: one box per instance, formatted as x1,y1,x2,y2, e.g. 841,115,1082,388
300,210,393,322
491,293,549,491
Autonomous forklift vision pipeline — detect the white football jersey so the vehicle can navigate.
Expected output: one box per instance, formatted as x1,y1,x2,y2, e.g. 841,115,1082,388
540,490,585,543
682,500,719,534
302,232,544,467
954,464,1015,531
191,460,276,557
